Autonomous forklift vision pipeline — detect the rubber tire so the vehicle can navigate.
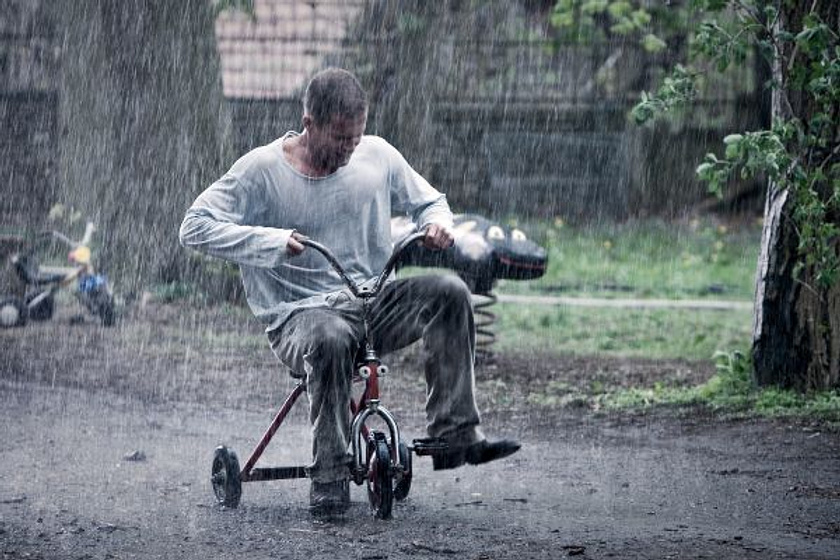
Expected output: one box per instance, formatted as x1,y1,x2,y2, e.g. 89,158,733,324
0,298,28,328
25,292,55,321
99,295,115,327
367,433,393,519
393,441,412,501
211,446,242,508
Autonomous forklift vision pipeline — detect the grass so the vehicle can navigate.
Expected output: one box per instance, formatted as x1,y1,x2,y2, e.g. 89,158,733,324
498,217,761,300
477,216,761,361
493,303,752,361
598,350,840,422
520,349,840,422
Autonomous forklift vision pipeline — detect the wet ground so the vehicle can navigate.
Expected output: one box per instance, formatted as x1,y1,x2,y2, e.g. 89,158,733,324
1,301,839,559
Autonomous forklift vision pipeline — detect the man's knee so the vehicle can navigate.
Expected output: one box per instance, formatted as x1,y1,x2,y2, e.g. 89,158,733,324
308,318,357,359
425,274,472,304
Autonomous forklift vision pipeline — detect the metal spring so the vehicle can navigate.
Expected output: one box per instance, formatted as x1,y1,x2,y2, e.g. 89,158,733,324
472,290,497,364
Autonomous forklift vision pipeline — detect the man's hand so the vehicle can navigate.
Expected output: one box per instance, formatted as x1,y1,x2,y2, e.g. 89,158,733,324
422,223,454,250
286,231,307,256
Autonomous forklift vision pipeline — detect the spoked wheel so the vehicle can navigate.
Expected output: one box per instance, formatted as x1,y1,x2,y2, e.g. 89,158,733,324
394,441,412,501
367,432,393,519
211,446,242,508
0,297,27,328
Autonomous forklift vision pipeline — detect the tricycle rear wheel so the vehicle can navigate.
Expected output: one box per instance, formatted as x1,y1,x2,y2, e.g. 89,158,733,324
394,441,412,501
211,446,242,508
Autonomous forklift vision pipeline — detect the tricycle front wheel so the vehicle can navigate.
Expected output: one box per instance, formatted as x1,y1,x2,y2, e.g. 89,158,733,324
367,432,393,519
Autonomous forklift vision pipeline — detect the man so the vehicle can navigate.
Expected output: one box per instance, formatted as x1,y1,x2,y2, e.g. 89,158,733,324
180,68,519,516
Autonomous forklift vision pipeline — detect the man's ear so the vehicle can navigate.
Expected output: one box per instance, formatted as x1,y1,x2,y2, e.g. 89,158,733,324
301,114,313,131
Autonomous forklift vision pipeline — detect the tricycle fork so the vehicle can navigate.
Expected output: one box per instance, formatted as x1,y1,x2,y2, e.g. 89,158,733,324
349,360,403,481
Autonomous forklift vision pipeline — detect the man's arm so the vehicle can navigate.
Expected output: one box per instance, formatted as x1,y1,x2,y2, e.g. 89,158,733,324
179,174,298,267
382,139,455,250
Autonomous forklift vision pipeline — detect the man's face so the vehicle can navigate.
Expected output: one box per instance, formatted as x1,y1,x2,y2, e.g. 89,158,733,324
305,112,367,173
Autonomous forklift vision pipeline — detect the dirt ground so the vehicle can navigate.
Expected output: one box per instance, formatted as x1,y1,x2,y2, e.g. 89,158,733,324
1,301,839,560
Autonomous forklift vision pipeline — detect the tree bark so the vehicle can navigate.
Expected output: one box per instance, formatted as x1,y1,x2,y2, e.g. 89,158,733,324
751,1,840,391
53,0,231,291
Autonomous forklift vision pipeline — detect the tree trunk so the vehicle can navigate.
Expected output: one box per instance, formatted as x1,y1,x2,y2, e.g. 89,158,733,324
752,1,840,391
53,0,231,291
752,187,840,390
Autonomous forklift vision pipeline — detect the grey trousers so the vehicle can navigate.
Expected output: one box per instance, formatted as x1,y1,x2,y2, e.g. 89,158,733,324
267,274,483,483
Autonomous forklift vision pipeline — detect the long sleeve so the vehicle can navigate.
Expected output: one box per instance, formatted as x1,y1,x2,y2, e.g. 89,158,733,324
179,173,294,269
385,141,454,231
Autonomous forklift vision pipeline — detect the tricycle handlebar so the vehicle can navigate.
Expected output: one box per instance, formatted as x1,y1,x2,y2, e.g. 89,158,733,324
301,230,429,298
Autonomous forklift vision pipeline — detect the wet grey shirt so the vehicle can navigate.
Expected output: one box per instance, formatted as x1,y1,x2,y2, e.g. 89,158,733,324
179,132,453,331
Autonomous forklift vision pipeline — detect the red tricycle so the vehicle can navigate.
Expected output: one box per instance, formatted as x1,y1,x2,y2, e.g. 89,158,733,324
210,231,448,519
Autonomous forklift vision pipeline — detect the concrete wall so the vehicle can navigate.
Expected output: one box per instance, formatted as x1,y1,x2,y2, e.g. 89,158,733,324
0,0,58,229
0,92,58,229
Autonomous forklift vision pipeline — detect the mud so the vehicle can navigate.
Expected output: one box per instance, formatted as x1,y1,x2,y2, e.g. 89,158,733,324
1,301,838,559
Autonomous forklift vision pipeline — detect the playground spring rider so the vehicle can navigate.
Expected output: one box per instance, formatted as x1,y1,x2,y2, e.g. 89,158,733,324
210,231,448,518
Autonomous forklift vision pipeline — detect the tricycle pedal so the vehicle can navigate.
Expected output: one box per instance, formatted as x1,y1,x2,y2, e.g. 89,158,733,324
409,437,449,456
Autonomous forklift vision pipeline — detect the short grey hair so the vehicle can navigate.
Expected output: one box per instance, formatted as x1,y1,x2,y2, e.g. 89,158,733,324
303,68,368,125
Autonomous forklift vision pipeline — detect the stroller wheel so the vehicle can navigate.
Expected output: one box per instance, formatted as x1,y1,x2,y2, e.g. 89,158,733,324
25,292,55,321
211,446,242,508
99,295,116,327
0,297,27,328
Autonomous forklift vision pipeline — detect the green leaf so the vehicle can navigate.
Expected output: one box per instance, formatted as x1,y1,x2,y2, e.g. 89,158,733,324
212,0,254,18
630,9,652,27
610,18,636,35
607,1,633,19
696,162,713,175
642,33,668,53
581,0,610,15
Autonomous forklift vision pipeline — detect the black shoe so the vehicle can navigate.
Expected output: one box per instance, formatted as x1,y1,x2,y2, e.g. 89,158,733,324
309,479,350,517
432,438,521,470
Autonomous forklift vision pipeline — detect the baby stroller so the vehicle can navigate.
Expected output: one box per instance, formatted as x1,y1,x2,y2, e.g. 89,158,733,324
0,221,115,328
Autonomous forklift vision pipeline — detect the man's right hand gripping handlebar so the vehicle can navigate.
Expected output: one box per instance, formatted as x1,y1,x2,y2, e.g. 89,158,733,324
286,231,308,256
